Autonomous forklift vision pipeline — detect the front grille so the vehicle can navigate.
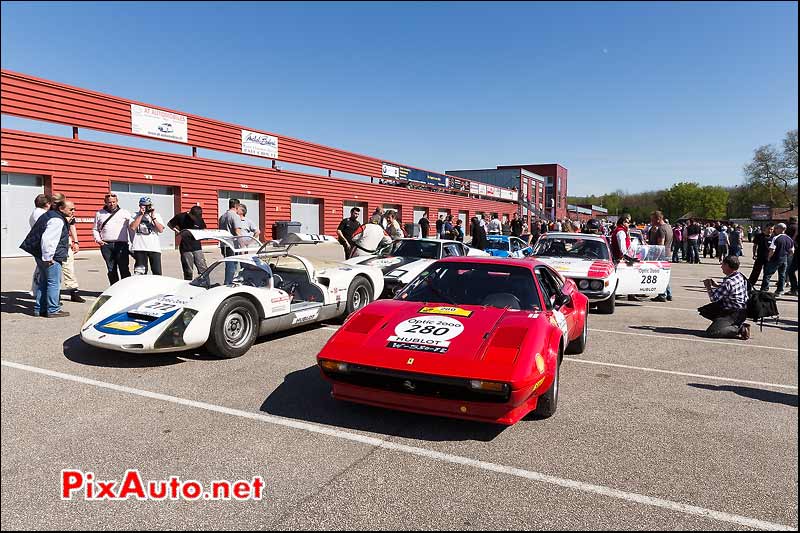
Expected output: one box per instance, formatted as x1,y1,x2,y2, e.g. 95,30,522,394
323,364,510,403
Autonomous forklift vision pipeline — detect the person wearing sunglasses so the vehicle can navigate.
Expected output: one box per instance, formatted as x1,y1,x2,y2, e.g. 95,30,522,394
20,199,76,317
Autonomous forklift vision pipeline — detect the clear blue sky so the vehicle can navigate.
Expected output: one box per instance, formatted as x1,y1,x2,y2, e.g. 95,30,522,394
1,1,797,196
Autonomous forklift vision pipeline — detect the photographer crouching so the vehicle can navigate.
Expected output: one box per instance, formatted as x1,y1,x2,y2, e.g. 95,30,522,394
700,255,750,340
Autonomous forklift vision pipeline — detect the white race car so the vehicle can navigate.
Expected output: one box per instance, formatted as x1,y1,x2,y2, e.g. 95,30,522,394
344,237,490,298
530,232,670,314
80,232,384,358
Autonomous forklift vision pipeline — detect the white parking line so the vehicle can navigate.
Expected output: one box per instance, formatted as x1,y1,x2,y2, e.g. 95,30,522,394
565,358,798,390
590,328,798,352
1,360,795,531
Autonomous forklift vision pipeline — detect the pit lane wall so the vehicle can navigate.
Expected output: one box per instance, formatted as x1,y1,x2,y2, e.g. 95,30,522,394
1,69,524,247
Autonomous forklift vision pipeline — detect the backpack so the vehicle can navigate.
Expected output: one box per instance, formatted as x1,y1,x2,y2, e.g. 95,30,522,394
746,287,780,331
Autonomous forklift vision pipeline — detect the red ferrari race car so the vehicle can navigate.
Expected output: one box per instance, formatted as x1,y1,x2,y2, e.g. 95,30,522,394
316,257,589,425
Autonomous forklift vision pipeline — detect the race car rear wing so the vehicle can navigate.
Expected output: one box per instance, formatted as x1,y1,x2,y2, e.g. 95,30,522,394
186,229,263,255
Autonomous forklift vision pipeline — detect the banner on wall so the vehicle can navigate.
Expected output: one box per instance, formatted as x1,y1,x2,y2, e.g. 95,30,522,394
130,104,188,143
399,167,449,188
470,182,480,194
242,130,279,159
382,163,400,178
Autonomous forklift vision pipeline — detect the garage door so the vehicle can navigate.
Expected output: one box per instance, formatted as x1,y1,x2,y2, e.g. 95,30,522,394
413,207,427,225
111,182,176,250
459,210,469,234
343,201,367,224
1,173,45,257
291,197,321,234
219,191,261,234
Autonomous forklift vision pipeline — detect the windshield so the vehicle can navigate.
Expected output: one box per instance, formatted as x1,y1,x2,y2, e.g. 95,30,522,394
532,237,610,260
485,237,510,251
190,259,273,289
379,240,441,259
397,263,541,311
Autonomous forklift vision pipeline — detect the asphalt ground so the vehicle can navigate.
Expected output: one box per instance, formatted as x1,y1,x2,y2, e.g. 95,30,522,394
1,244,797,530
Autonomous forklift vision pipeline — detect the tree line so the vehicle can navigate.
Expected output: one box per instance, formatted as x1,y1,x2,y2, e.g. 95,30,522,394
569,129,798,223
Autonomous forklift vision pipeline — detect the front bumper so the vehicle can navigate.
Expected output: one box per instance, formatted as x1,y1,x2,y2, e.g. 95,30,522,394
577,289,614,302
321,367,544,425
79,324,197,354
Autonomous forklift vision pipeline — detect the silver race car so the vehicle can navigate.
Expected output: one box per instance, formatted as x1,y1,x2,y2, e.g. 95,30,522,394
344,237,489,298
80,232,384,358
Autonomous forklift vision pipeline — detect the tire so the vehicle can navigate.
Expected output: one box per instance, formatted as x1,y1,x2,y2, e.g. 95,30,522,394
345,276,373,316
205,296,259,358
596,292,616,314
534,350,560,418
565,307,588,354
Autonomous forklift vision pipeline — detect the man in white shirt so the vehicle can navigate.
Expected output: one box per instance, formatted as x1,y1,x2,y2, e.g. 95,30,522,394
92,193,132,286
219,198,244,285
20,200,75,317
487,214,502,235
239,204,260,241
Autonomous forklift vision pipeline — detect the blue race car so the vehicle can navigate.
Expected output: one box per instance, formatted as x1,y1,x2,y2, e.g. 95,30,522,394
484,235,533,258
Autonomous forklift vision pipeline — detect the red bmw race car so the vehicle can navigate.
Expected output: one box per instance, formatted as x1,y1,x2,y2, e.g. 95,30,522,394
316,257,589,425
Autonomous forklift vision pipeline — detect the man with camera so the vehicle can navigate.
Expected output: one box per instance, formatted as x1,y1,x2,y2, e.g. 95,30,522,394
701,255,750,340
129,196,165,275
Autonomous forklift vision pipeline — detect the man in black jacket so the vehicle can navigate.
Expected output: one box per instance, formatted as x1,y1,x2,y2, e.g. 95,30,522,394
20,199,74,317
749,223,773,286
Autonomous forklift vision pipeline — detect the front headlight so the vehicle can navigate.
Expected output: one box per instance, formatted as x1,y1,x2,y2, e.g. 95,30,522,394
154,309,197,349
83,295,111,324
590,280,603,290
578,280,590,290
319,359,350,373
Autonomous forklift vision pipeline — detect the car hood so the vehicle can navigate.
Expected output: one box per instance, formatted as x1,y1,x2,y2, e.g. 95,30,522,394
321,300,546,380
350,255,432,276
533,256,614,278
92,285,207,336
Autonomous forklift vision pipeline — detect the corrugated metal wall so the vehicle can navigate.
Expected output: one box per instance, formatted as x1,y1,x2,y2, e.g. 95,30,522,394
1,129,517,247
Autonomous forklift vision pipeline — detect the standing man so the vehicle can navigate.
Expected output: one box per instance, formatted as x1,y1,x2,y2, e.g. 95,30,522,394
385,211,404,240
371,206,385,228
418,211,430,238
336,207,362,259
28,193,52,297
749,223,773,287
717,226,730,262
20,199,75,317
510,213,523,237
729,225,743,258
487,214,502,235
52,193,85,303
785,217,798,296
129,196,165,275
435,215,445,238
168,205,208,280
761,223,795,295
648,210,673,302
686,219,702,264
93,193,132,286
238,204,260,241
219,198,243,284
702,256,750,340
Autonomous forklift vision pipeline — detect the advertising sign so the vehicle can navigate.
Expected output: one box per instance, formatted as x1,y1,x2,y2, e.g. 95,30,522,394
478,184,487,195
130,104,188,143
382,163,400,178
751,205,771,220
241,130,279,159
486,185,495,197
470,182,480,194
501,189,514,200
402,168,449,188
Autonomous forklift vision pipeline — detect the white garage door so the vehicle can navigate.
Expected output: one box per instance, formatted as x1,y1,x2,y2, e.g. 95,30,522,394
291,197,321,234
1,173,45,257
343,201,367,224
218,191,261,234
111,182,176,250
459,210,469,233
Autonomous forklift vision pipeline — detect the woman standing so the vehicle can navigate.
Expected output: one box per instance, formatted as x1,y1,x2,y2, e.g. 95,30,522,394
129,196,165,275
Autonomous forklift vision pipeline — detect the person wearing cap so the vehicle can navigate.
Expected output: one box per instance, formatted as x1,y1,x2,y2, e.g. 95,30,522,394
129,196,165,275
93,193,132,286
716,225,730,262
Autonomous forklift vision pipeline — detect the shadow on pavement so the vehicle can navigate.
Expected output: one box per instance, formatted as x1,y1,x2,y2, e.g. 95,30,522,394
629,325,707,337
2,290,105,316
62,335,221,368
688,383,798,407
260,365,506,443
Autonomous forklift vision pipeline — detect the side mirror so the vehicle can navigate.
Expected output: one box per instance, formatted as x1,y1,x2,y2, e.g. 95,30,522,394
555,291,572,309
